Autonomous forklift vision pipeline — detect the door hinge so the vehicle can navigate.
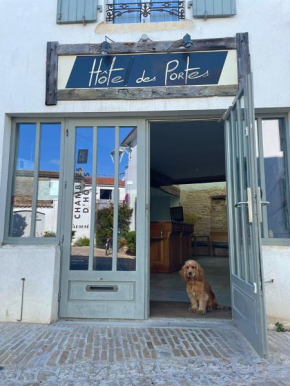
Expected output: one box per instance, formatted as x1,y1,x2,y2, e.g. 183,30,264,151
66,129,69,137
64,181,67,189
58,292,61,302
57,13,62,20
61,235,64,243
245,126,249,136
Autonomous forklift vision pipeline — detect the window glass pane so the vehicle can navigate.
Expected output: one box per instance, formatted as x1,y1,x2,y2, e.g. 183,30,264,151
117,127,137,271
94,127,115,271
100,189,113,199
150,1,179,22
10,123,36,237
70,127,93,270
36,123,61,237
113,0,141,24
262,119,290,238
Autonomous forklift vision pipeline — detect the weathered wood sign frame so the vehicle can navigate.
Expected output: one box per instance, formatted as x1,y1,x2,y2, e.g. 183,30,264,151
46,33,250,105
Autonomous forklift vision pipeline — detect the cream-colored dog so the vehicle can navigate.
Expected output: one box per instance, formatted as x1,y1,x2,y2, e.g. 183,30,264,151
179,260,217,315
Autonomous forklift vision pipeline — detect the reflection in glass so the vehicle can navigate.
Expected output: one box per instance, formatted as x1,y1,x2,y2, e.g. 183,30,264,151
117,128,137,271
36,124,61,237
262,119,290,238
233,107,245,280
70,128,93,270
10,124,36,237
113,0,141,24
93,127,115,271
150,1,179,22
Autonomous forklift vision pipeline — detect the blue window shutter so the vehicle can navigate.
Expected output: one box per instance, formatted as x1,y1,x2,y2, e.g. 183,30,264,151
193,0,236,18
57,0,98,23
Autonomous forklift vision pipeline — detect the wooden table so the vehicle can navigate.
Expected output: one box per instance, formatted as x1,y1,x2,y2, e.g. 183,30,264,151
150,221,193,273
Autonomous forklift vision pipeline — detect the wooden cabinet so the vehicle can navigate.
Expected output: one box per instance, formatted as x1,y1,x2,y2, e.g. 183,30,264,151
150,221,193,273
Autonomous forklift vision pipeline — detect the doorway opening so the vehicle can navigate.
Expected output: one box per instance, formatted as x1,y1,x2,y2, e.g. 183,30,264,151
149,120,232,319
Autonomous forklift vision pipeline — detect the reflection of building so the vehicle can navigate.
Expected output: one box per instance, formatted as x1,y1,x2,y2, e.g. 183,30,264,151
12,171,125,238
122,129,137,231
12,170,60,237
72,177,125,239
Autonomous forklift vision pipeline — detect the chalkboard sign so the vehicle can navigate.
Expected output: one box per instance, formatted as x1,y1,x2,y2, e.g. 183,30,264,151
64,51,229,89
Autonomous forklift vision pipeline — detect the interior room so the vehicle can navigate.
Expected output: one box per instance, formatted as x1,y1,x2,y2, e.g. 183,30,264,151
150,120,232,319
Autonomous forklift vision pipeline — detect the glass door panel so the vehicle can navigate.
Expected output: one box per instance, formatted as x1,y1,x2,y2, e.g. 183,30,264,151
70,127,94,271
225,74,268,357
60,119,146,320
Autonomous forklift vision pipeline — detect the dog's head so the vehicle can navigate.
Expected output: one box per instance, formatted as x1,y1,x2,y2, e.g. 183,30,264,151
179,260,204,282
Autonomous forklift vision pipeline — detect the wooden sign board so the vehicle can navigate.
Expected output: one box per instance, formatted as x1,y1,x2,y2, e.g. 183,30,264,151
46,35,250,104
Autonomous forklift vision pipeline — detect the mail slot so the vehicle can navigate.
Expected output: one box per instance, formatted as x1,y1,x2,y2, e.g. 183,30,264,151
86,285,118,292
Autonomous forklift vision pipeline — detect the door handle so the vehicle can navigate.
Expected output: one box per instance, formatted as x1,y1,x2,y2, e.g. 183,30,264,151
235,202,248,208
234,188,253,223
257,187,270,223
261,201,270,206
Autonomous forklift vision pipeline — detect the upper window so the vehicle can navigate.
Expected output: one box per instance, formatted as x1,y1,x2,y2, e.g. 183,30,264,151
56,0,236,24
106,0,185,23
8,122,62,240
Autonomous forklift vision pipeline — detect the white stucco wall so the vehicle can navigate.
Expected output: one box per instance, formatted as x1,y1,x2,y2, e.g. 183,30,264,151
0,245,60,324
262,245,290,329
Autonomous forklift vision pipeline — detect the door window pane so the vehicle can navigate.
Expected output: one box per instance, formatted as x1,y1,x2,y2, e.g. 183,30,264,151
10,124,36,237
36,123,61,237
94,127,115,271
70,127,93,270
261,119,290,238
117,127,137,271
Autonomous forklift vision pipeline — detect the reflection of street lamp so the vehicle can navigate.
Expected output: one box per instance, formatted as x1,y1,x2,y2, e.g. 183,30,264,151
110,147,130,164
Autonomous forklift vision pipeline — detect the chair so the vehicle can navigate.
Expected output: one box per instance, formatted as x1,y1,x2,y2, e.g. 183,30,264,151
192,235,210,257
209,231,229,256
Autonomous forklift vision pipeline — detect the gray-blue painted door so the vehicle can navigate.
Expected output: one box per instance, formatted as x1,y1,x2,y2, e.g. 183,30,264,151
225,74,268,357
59,120,147,319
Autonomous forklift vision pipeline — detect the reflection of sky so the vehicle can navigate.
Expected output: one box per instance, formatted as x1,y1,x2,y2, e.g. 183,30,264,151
17,124,36,170
40,124,61,171
17,124,133,177
17,123,61,172
76,127,133,178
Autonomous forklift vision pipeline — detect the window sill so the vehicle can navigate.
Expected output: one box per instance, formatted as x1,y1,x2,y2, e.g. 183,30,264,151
95,19,194,34
261,239,290,247
2,238,60,246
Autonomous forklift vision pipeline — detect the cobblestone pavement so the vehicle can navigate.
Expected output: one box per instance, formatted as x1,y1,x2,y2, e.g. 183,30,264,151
0,321,290,385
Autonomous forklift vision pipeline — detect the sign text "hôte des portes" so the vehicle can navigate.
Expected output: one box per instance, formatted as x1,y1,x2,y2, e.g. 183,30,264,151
66,51,228,89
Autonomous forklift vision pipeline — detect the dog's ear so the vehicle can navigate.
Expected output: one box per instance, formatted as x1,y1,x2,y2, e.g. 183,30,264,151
179,265,188,282
195,263,204,282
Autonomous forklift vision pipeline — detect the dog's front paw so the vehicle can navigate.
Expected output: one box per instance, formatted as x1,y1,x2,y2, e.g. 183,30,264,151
189,306,198,313
197,309,206,315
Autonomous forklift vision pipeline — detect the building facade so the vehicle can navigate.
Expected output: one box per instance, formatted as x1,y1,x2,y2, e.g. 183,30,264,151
1,0,290,356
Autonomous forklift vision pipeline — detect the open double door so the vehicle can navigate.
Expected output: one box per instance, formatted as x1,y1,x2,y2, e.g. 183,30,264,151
59,76,268,357
224,74,268,357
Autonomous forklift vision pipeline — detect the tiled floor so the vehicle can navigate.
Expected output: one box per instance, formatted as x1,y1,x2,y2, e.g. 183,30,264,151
150,256,231,307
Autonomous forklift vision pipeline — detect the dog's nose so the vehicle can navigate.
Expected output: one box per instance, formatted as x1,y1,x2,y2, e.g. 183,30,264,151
188,271,192,276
